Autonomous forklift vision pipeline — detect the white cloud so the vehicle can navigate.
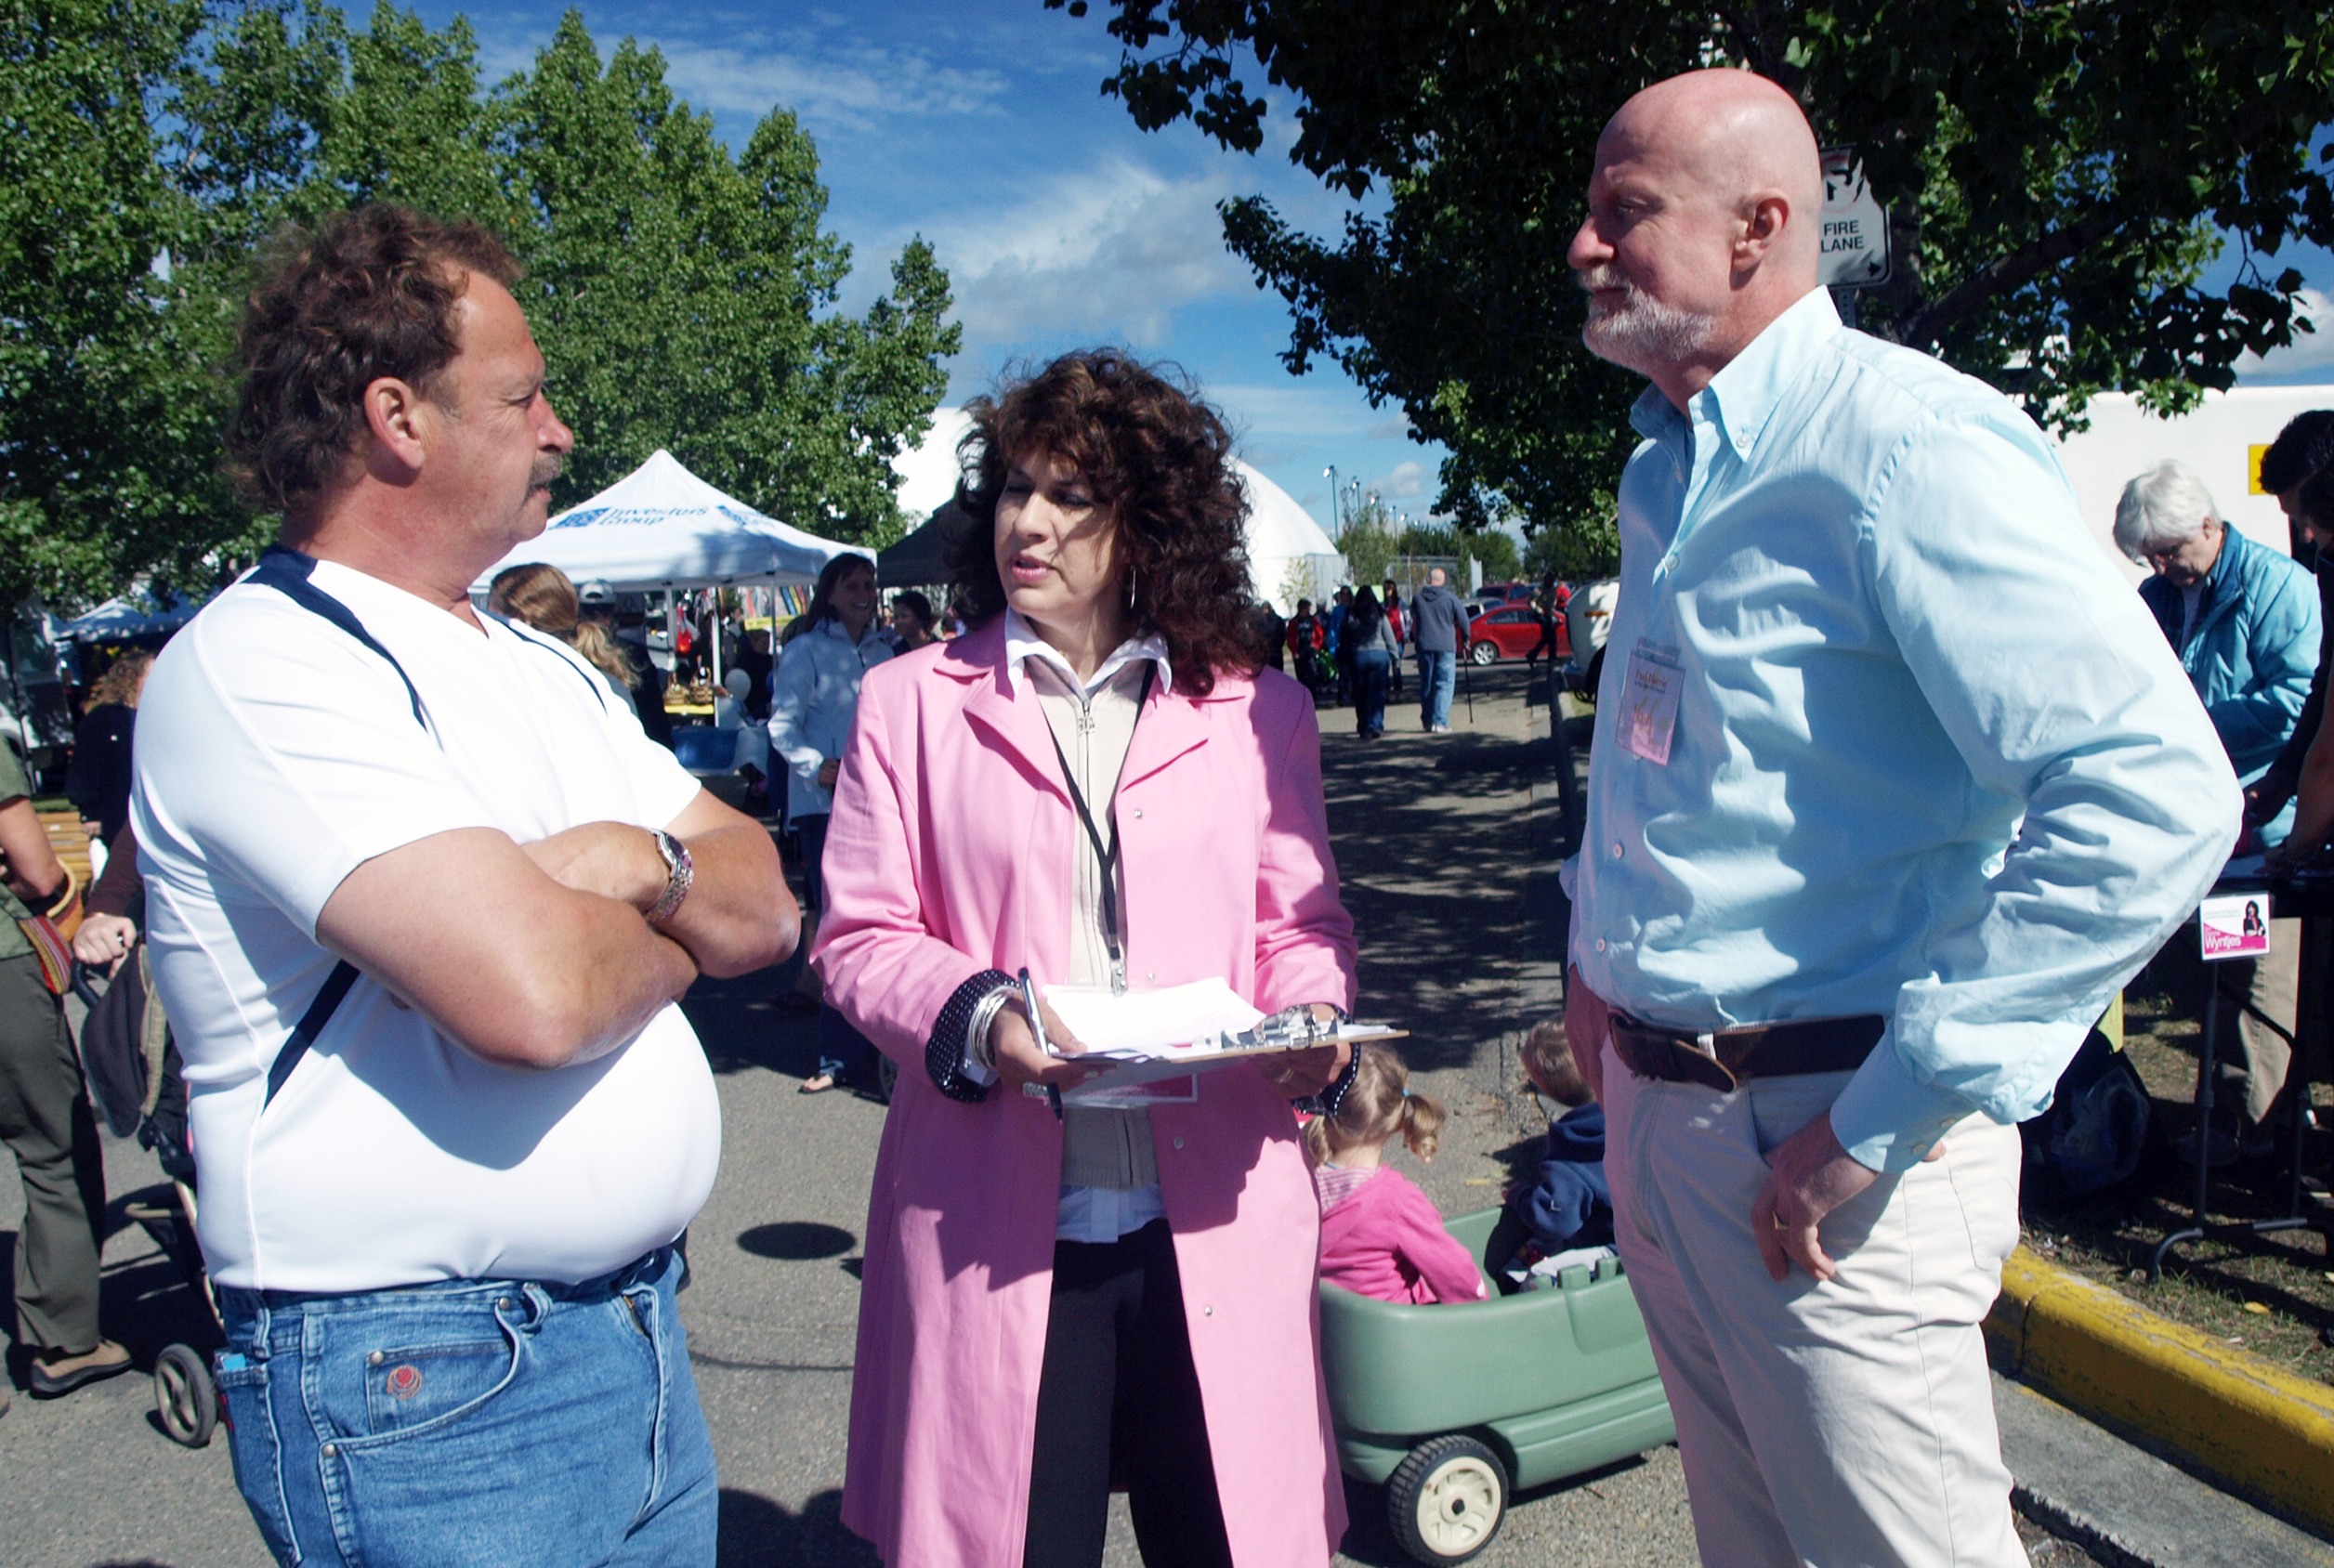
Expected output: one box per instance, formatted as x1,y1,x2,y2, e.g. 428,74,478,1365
468,24,1011,136
1207,381,1398,443
654,38,1011,131
1376,459,1429,500
2236,288,2334,383
931,160,1252,351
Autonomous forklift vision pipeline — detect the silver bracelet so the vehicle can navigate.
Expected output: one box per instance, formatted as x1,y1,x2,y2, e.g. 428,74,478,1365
965,984,1016,1071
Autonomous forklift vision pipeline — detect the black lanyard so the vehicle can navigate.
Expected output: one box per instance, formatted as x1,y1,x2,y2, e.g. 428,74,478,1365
1043,662,1155,988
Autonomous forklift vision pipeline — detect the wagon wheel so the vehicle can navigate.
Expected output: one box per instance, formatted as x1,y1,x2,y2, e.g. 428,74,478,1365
154,1342,218,1447
1386,1432,1506,1565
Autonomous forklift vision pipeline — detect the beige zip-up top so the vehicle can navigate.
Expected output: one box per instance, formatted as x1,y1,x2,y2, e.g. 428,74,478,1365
1025,652,1161,1196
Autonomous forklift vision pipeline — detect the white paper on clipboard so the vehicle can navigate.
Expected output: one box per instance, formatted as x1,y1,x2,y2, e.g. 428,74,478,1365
1033,979,1406,1107
1042,979,1265,1059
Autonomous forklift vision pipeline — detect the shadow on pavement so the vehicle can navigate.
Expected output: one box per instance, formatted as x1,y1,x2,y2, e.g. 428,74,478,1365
737,1222,856,1261
716,1486,879,1566
1321,665,1553,1071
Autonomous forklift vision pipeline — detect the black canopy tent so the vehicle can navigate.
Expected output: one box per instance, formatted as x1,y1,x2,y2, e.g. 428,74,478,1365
878,501,973,589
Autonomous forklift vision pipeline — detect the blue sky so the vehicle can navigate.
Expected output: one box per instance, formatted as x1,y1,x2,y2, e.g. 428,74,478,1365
400,0,1441,537
402,0,2332,539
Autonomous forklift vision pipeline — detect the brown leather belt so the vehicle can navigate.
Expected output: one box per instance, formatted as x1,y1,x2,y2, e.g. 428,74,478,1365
1607,1012,1883,1092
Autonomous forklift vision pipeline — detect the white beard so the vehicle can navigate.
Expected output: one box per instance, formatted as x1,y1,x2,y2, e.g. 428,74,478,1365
1579,270,1719,376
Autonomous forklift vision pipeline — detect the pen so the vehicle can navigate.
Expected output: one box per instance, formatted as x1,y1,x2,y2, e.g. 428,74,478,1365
1019,967,1063,1120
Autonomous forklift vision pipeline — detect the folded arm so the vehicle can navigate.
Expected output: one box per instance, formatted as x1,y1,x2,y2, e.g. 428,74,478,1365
319,828,694,1069
316,791,791,1070
515,788,795,980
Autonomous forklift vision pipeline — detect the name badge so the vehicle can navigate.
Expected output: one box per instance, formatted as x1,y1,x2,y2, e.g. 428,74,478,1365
1619,639,1684,765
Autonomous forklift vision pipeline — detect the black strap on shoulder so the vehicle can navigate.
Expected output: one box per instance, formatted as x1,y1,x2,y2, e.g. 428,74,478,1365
249,545,432,734
247,544,446,1104
264,959,360,1106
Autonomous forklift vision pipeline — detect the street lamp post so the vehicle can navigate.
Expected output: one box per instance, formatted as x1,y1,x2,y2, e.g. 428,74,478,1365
1324,465,1342,539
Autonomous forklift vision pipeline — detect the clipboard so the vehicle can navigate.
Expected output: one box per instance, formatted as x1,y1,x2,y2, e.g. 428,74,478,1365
1041,1024,1410,1107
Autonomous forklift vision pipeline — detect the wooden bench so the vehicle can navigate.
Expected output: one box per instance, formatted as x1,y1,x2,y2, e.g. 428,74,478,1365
36,808,94,890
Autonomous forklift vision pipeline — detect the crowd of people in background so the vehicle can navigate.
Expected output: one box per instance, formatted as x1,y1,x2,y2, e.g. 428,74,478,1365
2,64,2333,1568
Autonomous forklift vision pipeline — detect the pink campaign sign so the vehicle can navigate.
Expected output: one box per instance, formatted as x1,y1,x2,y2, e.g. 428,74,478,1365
2198,893,2271,961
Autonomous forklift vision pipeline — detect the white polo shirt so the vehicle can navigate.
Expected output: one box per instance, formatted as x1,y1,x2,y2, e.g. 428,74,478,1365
133,557,719,1293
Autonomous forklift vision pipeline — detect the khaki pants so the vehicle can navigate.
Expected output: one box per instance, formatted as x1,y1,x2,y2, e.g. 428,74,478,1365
0,951,108,1354
1601,1043,2028,1567
2153,918,2300,1130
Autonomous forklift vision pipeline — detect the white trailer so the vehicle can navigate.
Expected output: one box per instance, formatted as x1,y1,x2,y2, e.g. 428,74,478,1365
2051,384,2332,581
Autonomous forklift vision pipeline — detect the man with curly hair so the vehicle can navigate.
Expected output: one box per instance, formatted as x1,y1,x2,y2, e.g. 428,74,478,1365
132,204,794,1565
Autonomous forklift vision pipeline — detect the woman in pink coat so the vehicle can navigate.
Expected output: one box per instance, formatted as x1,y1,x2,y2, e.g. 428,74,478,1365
813,350,1359,1568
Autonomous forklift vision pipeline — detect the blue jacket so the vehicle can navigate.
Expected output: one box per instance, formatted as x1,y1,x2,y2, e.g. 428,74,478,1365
2139,526,2319,844
1509,1102,1611,1253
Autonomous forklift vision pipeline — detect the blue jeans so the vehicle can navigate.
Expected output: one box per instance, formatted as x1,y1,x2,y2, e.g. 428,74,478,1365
214,1247,715,1568
1418,649,1457,729
1351,648,1392,736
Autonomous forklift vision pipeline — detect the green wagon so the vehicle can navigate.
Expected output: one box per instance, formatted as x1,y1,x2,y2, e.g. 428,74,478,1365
1317,1207,1676,1564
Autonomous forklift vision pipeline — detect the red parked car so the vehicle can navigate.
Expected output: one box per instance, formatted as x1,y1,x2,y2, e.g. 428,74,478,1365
1465,603,1568,665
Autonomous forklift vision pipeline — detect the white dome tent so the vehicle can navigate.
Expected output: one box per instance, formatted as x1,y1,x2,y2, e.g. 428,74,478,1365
477,448,866,673
891,408,1345,615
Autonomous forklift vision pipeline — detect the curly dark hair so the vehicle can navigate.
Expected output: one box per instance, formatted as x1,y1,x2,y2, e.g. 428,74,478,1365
946,349,1267,695
227,203,523,523
2261,410,2334,497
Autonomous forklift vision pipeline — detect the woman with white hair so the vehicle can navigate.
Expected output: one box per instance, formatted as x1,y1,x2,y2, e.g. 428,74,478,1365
2116,460,2317,809
2118,457,2320,1160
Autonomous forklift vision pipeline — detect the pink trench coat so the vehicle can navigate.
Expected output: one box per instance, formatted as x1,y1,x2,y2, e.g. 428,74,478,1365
812,620,1358,1567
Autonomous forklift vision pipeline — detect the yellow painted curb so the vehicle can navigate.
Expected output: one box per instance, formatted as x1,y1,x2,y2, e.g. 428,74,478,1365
1986,1246,2334,1534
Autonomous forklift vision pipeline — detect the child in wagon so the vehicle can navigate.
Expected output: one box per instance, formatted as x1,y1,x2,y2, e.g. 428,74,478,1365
1307,1044,1488,1303
1490,1019,1614,1285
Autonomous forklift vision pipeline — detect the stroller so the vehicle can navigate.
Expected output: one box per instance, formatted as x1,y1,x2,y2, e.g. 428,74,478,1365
73,954,222,1446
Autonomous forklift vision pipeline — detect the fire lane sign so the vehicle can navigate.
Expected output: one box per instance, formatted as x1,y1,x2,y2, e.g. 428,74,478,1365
1819,149,1891,289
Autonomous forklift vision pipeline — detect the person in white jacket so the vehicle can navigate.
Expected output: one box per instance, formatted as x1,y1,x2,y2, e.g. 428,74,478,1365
770,552,892,1091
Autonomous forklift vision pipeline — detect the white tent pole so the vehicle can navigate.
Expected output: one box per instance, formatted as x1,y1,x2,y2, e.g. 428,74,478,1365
711,593,724,684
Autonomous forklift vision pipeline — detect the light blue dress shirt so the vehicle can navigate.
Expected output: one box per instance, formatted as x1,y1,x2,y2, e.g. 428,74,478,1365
1571,288,2240,1172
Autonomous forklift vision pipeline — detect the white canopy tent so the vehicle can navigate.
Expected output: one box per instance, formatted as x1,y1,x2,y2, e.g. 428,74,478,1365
1239,461,1345,616
477,448,867,674
892,409,1345,615
58,591,205,642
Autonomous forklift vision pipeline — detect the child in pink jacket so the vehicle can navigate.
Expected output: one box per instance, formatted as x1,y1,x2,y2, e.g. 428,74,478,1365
1307,1044,1488,1304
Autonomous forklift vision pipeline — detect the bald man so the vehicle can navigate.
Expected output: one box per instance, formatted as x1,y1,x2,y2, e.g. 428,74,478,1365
1560,71,2236,1565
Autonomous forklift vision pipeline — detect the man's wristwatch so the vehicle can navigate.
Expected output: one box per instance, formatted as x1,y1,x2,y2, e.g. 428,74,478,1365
646,829,695,928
